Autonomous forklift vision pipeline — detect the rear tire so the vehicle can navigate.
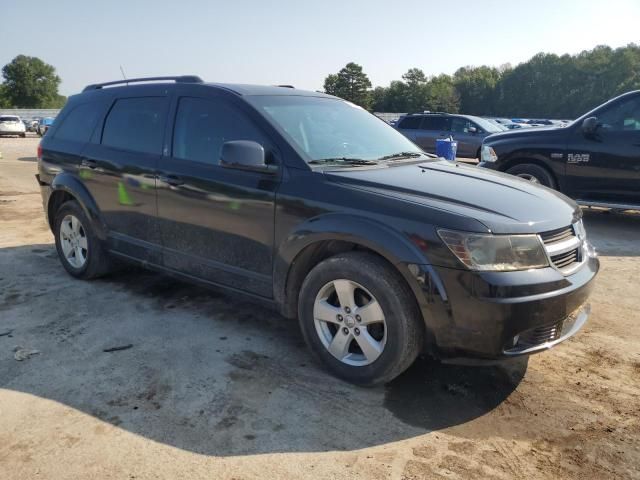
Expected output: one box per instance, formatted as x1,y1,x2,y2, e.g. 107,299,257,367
298,251,423,386
507,163,556,188
53,200,113,279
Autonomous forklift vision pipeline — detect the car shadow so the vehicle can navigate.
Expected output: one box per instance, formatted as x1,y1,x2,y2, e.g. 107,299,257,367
17,156,38,162
0,243,527,456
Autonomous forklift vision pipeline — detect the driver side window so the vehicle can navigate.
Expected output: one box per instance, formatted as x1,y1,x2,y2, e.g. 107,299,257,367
598,97,640,132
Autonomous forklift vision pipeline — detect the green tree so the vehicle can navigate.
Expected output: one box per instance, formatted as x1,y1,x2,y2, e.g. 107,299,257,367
425,74,460,113
402,68,429,112
323,62,373,109
1,55,66,108
453,66,502,115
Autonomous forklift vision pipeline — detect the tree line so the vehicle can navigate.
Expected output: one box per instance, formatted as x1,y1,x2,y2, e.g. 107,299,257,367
0,55,66,109
324,44,640,118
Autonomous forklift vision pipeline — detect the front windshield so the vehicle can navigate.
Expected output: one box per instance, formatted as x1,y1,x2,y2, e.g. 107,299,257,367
470,116,504,133
248,95,423,163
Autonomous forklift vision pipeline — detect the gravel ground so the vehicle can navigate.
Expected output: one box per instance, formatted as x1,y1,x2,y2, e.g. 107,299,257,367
0,135,639,479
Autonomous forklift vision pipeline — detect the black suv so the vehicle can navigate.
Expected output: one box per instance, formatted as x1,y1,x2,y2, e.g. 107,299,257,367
480,90,640,209
37,76,598,385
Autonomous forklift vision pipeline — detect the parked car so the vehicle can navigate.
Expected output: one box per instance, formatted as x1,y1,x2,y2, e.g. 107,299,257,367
395,113,504,158
37,117,56,136
0,115,27,137
480,90,640,209
37,75,598,386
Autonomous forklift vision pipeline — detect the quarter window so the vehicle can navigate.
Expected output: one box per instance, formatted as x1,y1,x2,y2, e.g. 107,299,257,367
172,97,266,164
54,103,100,142
102,97,168,154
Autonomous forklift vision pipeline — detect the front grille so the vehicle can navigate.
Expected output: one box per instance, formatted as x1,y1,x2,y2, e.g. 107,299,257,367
540,226,574,244
551,248,579,269
517,321,563,347
540,224,583,274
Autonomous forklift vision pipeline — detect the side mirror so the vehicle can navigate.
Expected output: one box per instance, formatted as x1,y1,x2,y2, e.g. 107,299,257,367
468,126,478,134
582,116,598,135
220,140,276,174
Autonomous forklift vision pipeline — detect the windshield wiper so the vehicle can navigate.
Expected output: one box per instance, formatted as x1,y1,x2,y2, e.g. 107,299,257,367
377,151,424,161
309,157,379,166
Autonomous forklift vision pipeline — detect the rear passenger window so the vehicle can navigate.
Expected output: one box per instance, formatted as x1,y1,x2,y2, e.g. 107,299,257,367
421,116,449,130
102,97,168,154
398,116,422,129
54,103,100,142
172,97,266,164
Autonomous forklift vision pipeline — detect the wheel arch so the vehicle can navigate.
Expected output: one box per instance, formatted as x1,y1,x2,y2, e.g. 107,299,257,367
274,214,435,325
48,173,107,240
500,156,559,187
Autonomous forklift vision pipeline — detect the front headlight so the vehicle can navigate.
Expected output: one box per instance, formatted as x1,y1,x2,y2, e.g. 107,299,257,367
481,145,498,162
438,229,549,271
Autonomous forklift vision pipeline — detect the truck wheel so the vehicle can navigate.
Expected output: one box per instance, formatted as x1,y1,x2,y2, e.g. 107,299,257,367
53,200,113,279
298,251,423,386
507,163,556,188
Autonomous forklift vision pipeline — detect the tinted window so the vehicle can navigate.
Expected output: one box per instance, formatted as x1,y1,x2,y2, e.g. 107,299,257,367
398,116,422,129
598,96,640,132
451,117,473,133
54,103,100,142
172,97,266,164
102,97,168,154
421,116,449,130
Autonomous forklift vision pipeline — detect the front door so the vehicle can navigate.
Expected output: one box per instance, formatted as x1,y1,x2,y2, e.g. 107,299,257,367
449,117,479,158
566,94,640,204
156,94,279,297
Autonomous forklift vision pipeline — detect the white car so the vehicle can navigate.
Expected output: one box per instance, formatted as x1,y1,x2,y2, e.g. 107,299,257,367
0,115,27,137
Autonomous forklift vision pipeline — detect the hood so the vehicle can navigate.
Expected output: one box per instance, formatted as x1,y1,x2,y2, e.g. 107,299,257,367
324,160,581,234
484,124,569,143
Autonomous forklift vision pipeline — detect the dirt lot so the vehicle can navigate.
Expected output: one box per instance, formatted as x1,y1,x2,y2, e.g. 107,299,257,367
1,135,639,480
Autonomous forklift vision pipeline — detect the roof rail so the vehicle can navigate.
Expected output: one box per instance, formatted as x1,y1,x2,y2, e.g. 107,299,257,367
82,75,203,92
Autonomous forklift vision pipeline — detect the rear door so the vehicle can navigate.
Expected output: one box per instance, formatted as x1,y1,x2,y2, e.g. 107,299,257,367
414,116,450,153
156,92,279,297
81,93,169,263
396,116,422,143
565,94,640,204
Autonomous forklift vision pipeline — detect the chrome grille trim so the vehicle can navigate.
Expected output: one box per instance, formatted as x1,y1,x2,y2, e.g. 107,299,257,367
539,223,585,275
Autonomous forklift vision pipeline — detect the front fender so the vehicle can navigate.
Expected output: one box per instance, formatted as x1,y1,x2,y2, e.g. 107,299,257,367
49,172,107,240
274,213,448,333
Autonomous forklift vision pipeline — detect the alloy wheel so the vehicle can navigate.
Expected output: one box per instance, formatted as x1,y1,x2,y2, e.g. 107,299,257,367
59,214,88,269
313,279,387,366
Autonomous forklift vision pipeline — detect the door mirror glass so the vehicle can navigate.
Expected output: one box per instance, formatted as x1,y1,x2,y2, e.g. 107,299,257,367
220,140,275,173
582,116,598,135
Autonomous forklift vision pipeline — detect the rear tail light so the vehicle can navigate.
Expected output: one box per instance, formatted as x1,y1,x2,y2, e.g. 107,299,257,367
37,144,42,161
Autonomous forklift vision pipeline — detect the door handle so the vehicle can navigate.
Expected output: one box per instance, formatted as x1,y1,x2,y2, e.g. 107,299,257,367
81,158,98,169
159,174,184,187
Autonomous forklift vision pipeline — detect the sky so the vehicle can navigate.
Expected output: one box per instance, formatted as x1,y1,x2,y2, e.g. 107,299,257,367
2,0,639,96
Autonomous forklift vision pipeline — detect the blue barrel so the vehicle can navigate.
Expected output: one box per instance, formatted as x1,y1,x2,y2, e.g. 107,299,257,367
435,138,458,161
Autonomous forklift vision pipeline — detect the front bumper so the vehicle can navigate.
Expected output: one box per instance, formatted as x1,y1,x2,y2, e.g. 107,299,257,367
416,254,598,361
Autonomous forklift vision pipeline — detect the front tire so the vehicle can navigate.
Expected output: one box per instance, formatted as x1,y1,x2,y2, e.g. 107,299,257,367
298,252,423,386
507,163,556,188
53,200,112,279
